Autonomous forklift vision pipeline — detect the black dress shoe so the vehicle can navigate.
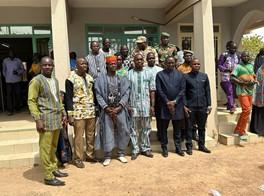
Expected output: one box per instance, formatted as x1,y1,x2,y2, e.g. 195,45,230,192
44,178,65,186
198,146,211,153
186,149,193,155
141,151,154,158
175,149,185,156
52,170,68,178
131,153,139,160
161,147,168,158
85,157,98,163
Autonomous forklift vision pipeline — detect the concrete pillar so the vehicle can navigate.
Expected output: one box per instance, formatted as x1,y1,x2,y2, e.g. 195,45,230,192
51,0,70,90
193,0,218,138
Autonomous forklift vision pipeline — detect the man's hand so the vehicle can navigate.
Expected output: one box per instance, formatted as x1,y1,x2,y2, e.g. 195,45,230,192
127,107,133,115
105,107,113,115
184,106,191,118
207,106,212,115
68,116,74,126
62,115,68,127
36,119,45,133
112,105,122,114
167,101,176,114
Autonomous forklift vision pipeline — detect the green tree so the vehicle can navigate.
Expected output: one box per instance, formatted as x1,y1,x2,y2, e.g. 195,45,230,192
241,35,264,60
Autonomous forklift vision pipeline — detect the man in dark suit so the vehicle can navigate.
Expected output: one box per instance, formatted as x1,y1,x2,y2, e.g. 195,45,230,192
156,56,185,157
184,58,212,155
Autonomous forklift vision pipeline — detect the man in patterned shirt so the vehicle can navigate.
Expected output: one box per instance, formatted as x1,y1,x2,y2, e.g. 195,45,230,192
120,45,133,69
28,56,68,186
65,58,96,168
131,36,159,67
218,41,240,114
128,53,156,160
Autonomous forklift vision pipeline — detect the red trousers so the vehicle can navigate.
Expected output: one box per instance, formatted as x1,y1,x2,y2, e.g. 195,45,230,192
235,95,252,135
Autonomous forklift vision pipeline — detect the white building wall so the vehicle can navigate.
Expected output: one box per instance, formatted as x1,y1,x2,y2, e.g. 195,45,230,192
68,8,165,56
0,7,50,24
0,6,234,57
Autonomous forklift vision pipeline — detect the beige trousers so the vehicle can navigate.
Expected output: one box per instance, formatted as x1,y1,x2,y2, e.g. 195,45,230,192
74,118,96,160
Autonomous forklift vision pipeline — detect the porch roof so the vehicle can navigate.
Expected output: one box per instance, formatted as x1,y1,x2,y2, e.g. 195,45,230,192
0,0,248,8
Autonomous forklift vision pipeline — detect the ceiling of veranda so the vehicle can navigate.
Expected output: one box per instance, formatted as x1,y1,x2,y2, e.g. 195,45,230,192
0,0,248,8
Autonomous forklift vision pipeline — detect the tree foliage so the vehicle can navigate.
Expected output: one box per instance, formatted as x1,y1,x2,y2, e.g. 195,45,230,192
241,35,264,60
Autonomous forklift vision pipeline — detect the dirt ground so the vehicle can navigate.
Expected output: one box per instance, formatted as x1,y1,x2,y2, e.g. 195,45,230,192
1,143,264,196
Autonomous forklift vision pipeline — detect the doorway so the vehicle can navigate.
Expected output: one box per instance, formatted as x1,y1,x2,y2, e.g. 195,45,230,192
0,38,33,112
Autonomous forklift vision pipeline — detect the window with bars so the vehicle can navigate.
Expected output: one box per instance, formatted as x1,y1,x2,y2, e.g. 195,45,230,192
86,24,159,54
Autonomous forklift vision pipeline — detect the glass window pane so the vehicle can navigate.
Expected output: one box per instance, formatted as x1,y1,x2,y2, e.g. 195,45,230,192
10,26,32,35
124,26,143,35
143,26,158,34
127,38,137,54
0,26,9,35
34,26,51,34
87,26,103,35
213,25,220,33
87,36,103,52
181,37,192,50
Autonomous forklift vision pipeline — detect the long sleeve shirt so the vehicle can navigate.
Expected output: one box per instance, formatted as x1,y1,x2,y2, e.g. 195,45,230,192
28,74,66,131
65,71,95,120
156,69,185,120
85,52,106,79
94,73,130,110
2,57,24,83
185,71,211,110
217,52,239,82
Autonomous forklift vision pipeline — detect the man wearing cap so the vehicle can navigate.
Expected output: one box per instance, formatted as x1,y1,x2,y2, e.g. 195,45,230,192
94,55,131,166
177,50,193,74
131,36,159,67
155,32,178,68
177,50,197,151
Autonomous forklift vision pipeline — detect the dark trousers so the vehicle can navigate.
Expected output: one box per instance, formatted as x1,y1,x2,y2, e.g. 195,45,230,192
187,110,208,149
6,82,21,113
156,117,162,141
181,116,197,149
159,119,182,150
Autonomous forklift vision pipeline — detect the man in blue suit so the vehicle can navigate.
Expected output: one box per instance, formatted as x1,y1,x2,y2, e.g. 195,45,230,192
156,56,185,157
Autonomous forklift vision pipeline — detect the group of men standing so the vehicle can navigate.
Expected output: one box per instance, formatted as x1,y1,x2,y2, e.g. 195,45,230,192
28,32,212,186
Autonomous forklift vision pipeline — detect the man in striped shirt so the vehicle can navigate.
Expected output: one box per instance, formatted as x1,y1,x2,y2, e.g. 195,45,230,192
28,56,68,186
85,41,106,79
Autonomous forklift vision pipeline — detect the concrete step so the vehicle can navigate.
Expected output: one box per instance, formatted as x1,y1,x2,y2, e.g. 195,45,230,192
0,128,38,141
0,152,40,168
218,132,263,146
0,138,39,156
217,108,241,122
218,121,249,135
